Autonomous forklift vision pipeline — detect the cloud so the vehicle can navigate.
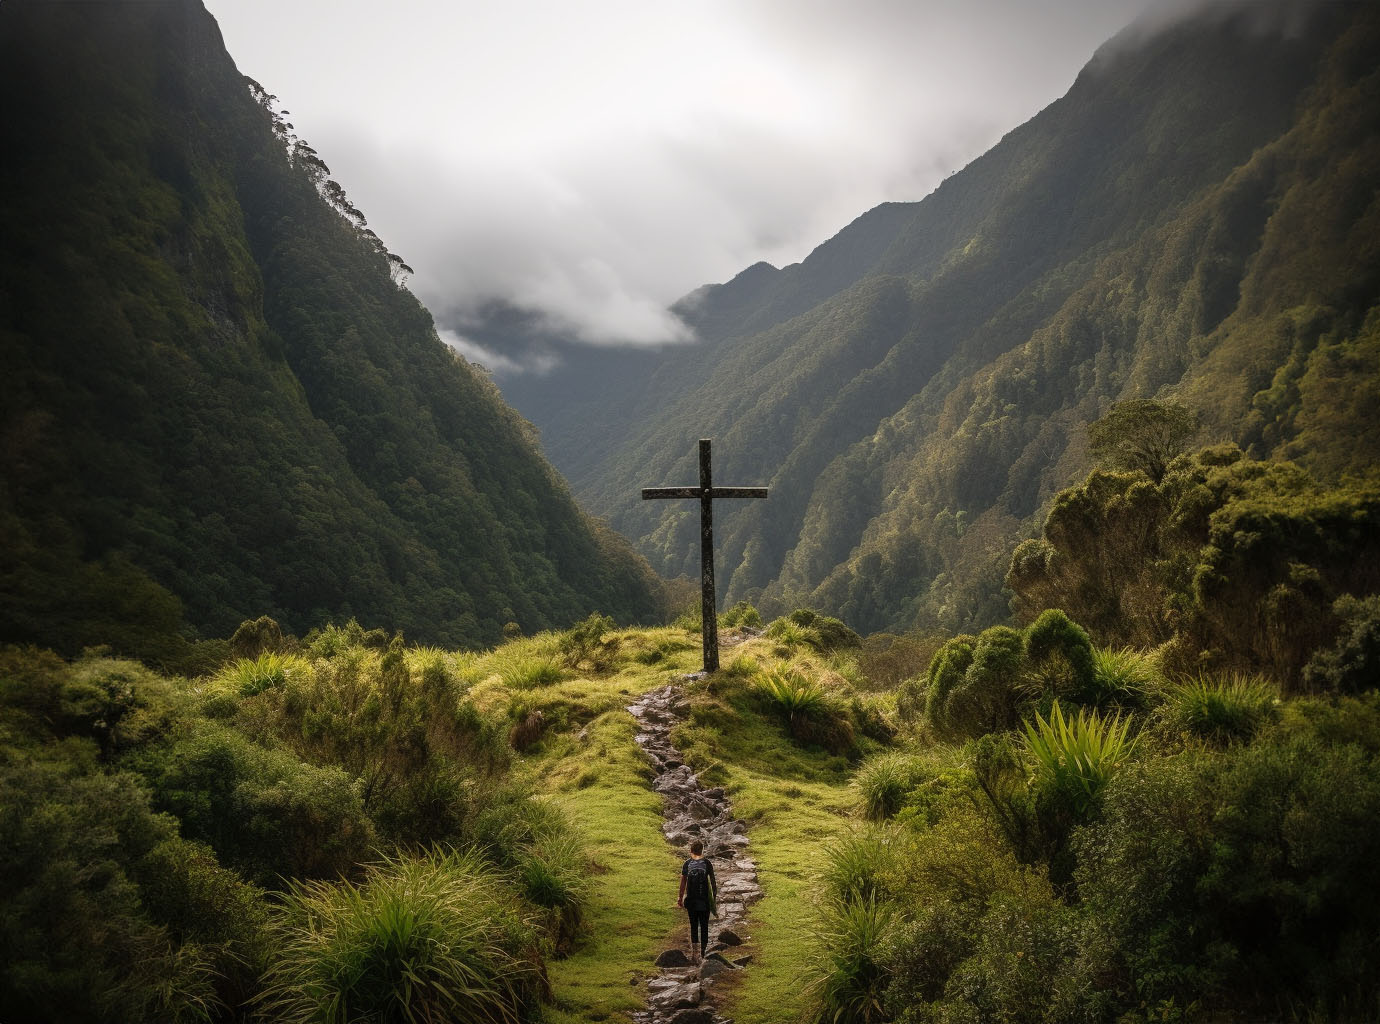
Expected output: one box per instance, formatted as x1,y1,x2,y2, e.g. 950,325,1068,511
214,0,1169,368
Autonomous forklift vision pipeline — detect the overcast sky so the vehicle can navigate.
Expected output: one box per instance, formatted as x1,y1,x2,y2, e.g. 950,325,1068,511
209,0,1177,369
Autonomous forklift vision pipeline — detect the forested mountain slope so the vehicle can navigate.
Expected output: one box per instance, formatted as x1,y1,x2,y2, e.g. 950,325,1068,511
503,2,1380,636
0,0,667,663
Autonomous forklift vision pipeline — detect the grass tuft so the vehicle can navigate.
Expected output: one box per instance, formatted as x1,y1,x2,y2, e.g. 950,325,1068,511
1165,673,1278,743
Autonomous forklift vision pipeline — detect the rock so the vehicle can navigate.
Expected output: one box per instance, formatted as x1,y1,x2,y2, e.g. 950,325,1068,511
650,981,703,1010
655,948,693,968
699,958,730,978
733,955,753,968
716,928,743,946
705,951,736,966
667,1009,714,1024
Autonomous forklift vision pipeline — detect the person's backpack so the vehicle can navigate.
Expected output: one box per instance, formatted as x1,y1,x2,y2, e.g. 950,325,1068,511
686,857,711,906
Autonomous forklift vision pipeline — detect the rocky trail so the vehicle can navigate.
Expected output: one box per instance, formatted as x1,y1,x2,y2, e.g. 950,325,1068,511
627,680,762,1024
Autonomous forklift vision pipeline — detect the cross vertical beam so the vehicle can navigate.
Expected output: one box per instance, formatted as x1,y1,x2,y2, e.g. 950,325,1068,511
642,438,768,673
699,438,717,672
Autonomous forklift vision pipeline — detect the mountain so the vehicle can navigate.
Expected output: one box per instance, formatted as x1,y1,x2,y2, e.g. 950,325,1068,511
0,0,668,663
499,1,1380,636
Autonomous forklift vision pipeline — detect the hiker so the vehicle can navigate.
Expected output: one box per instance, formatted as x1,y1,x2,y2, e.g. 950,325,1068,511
677,839,717,961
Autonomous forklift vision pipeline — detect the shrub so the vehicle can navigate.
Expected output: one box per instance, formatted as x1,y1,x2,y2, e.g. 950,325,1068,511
1302,593,1380,693
855,752,920,821
803,895,894,1024
925,627,1024,740
0,761,221,1022
723,652,759,676
228,615,287,659
720,600,763,629
559,612,619,671
1023,701,1137,819
1164,673,1277,743
126,724,376,884
257,849,546,1024
1023,608,1097,703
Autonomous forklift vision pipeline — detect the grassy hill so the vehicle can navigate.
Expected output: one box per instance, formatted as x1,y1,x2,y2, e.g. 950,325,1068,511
0,0,668,665
501,2,1380,637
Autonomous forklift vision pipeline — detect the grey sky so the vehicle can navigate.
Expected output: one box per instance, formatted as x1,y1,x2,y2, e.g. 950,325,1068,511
209,0,1174,366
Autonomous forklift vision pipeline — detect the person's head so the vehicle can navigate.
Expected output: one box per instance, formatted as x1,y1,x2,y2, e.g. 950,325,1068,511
690,840,703,856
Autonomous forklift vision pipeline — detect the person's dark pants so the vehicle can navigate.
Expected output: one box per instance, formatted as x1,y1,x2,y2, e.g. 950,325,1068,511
687,905,710,948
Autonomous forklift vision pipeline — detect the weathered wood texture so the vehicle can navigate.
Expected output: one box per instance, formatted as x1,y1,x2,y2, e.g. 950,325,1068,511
642,439,768,672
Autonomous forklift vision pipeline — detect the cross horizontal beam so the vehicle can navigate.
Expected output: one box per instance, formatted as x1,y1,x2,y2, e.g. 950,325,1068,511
640,439,768,672
641,486,769,499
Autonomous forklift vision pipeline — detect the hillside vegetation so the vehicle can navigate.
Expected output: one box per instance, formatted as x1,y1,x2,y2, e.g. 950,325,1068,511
0,1,668,667
503,2,1380,638
5,485,1377,1022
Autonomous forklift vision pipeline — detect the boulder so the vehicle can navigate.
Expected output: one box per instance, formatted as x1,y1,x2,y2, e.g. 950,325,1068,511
655,948,693,968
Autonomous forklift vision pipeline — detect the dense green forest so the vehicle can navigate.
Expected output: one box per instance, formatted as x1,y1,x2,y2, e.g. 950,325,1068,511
501,2,1380,638
0,0,668,667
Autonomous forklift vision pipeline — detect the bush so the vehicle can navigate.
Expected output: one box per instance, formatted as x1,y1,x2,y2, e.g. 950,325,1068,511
1023,608,1097,703
257,849,547,1024
472,794,590,951
720,600,763,629
559,612,619,671
1302,593,1380,693
1164,673,1278,743
126,724,376,884
0,761,221,1022
228,615,287,659
925,627,1024,740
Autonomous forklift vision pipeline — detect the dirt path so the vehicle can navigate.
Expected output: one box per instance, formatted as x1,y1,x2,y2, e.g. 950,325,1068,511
627,680,761,1024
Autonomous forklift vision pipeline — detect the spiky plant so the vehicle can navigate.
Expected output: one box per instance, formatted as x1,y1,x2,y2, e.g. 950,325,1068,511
754,666,826,726
1023,701,1137,817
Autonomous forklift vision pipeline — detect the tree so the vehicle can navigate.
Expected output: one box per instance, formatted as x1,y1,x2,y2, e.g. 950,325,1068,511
1087,400,1198,483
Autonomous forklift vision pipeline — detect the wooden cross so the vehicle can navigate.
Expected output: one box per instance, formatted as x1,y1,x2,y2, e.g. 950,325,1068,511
643,439,768,672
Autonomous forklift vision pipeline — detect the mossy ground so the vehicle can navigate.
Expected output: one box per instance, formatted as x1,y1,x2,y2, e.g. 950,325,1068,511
470,629,866,1024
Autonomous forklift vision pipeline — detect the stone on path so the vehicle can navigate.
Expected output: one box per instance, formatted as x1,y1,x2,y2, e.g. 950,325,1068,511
655,948,693,968
716,928,743,946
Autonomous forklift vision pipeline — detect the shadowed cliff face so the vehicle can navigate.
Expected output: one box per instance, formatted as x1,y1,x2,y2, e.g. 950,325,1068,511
500,2,1380,637
0,0,668,660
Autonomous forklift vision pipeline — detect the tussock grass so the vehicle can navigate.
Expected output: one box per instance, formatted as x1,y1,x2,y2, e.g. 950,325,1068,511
854,751,920,821
220,651,304,697
1165,672,1278,742
257,848,545,1024
1090,645,1162,708
802,895,894,1024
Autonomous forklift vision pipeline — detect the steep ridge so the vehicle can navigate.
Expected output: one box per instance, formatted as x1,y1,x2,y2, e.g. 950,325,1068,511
0,0,667,661
503,2,1380,635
